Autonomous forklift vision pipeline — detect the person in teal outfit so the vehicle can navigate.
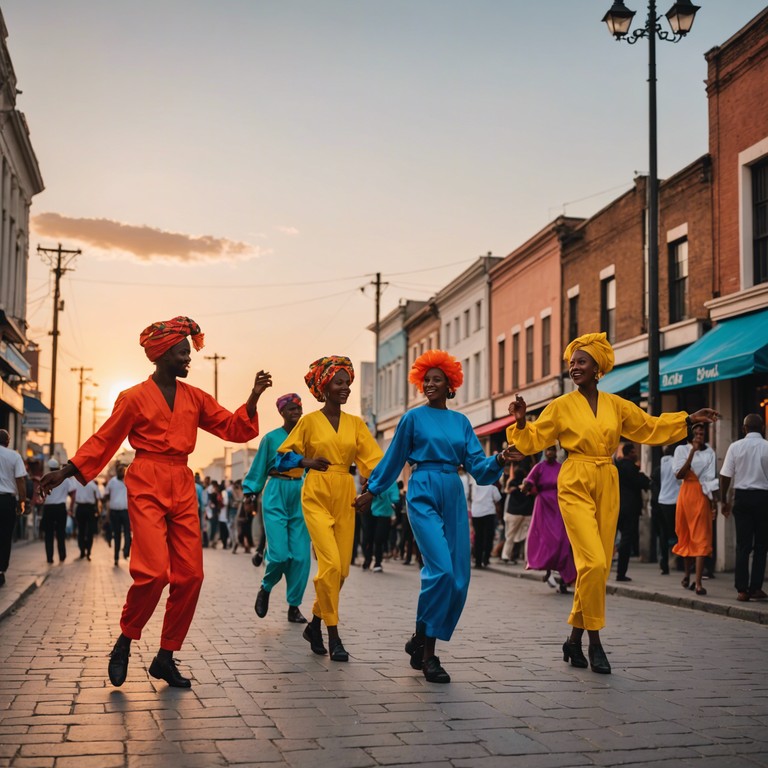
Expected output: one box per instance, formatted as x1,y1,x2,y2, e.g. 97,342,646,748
356,350,514,683
244,393,310,624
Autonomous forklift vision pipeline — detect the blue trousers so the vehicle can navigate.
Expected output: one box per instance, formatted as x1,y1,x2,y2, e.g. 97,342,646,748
261,478,310,607
408,468,470,641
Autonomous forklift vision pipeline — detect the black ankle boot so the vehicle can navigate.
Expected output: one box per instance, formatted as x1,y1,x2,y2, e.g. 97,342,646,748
588,644,611,674
422,656,450,683
562,638,588,668
404,633,425,670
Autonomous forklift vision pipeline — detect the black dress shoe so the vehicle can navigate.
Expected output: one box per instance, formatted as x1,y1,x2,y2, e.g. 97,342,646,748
108,643,130,687
562,639,588,668
287,606,307,623
616,575,632,582
254,587,270,618
588,644,611,674
404,633,425,670
329,640,349,662
422,656,450,683
149,655,192,688
303,622,327,655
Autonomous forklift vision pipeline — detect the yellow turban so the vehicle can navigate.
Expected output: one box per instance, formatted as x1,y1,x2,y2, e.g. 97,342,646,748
563,332,615,377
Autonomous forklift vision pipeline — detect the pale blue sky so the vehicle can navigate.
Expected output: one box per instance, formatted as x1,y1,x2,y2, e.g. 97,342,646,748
4,1,764,465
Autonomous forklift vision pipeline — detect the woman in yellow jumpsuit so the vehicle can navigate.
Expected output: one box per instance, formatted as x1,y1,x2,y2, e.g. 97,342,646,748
507,333,718,674
277,356,382,662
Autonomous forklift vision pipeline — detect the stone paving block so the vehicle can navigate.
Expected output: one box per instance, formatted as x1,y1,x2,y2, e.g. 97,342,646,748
164,726,255,742
65,723,129,741
19,740,124,757
56,756,126,768
159,716,251,732
453,755,594,768
367,742,491,764
270,739,319,752
588,747,703,766
283,747,377,768
126,736,183,753
0,733,64,745
314,733,404,750
3,758,55,768
445,717,522,731
129,753,228,767
217,738,283,764
515,728,598,754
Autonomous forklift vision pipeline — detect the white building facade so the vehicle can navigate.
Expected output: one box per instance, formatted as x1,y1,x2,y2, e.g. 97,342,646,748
0,11,44,445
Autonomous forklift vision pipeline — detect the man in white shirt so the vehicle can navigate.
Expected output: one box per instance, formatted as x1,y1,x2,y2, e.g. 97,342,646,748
720,413,768,602
105,464,130,566
468,477,502,569
0,429,27,587
75,479,102,560
41,458,77,564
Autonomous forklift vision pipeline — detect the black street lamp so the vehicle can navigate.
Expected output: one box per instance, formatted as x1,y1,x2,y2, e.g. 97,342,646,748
601,0,699,418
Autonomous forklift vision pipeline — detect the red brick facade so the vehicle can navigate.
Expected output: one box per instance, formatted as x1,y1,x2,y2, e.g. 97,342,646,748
706,8,768,297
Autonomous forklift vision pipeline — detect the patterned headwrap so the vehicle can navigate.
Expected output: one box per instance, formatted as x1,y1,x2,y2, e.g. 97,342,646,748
276,393,302,413
304,356,354,402
563,332,615,377
409,349,463,392
139,316,205,363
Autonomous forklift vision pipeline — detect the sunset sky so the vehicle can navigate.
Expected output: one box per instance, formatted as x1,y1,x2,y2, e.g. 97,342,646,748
4,0,765,471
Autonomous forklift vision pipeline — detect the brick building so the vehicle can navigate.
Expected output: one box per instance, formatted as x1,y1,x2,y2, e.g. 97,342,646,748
562,158,714,412
483,216,582,450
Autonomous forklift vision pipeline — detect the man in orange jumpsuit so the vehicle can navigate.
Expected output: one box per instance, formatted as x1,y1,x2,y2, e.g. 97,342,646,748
40,316,272,688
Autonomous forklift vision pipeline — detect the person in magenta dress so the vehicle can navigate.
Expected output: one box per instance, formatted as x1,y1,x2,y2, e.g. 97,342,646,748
523,446,576,590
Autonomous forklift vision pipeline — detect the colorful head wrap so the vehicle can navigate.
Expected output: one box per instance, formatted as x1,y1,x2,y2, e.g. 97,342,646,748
139,316,205,363
563,332,615,377
276,393,302,413
304,356,355,402
409,349,463,393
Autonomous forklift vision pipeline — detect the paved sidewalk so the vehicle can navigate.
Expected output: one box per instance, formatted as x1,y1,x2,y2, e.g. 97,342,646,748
485,557,768,626
1,538,767,767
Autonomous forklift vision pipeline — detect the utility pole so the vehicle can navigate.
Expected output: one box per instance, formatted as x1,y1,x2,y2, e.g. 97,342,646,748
204,353,226,401
71,366,93,447
369,273,386,437
84,395,104,435
38,243,81,458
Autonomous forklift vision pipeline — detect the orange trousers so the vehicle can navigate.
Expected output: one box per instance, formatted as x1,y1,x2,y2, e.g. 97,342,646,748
121,454,203,651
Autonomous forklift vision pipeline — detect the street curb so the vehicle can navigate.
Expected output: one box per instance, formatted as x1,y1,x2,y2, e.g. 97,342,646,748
0,572,48,623
485,564,768,626
602,583,768,625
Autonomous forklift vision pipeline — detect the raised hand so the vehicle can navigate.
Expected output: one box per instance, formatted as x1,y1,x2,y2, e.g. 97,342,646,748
508,395,527,424
689,408,720,424
252,370,273,397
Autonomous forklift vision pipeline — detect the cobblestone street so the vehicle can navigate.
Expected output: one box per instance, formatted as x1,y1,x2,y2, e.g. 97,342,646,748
1,539,767,767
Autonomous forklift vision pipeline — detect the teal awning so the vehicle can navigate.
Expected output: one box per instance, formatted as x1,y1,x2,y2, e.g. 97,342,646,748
599,359,648,394
599,355,674,394
660,309,768,391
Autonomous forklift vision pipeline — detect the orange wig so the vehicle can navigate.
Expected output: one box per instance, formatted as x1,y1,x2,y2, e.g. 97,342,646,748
409,349,463,393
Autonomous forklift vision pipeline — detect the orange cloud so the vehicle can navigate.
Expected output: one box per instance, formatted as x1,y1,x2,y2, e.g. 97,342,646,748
32,212,261,263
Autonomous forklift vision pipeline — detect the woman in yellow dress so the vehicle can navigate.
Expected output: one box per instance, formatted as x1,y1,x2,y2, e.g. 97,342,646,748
277,356,382,662
507,333,718,674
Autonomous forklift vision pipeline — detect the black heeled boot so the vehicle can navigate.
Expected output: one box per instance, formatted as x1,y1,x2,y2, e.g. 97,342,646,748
588,644,611,674
562,638,588,668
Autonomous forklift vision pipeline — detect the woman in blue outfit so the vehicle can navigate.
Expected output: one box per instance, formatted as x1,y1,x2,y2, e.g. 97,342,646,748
356,350,514,683
243,393,311,624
